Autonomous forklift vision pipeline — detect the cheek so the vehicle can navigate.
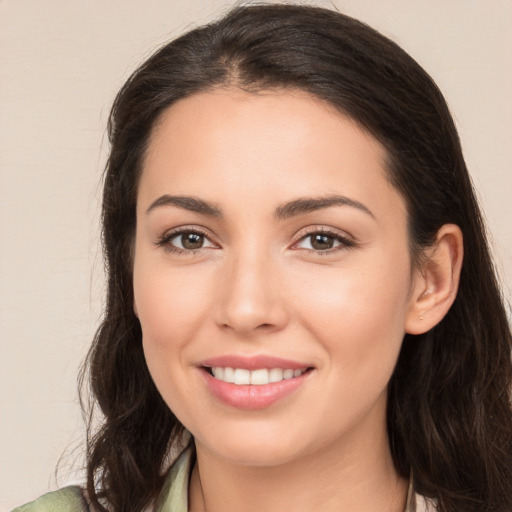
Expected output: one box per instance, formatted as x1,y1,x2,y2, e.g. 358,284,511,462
291,254,411,371
287,259,411,438
135,253,209,320
132,255,216,421
132,254,213,367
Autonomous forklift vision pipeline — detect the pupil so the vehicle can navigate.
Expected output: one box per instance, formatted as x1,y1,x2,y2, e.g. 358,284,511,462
311,234,334,250
182,233,204,250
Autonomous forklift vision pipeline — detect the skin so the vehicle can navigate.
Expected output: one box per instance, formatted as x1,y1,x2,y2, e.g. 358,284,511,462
133,89,462,511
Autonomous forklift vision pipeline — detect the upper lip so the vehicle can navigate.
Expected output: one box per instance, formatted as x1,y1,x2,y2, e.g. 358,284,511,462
200,355,311,371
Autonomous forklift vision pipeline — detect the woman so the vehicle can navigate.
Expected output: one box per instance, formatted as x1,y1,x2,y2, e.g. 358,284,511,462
15,3,512,512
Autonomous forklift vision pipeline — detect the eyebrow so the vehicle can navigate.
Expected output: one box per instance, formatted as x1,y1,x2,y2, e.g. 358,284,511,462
146,195,222,217
146,194,374,220
274,195,375,220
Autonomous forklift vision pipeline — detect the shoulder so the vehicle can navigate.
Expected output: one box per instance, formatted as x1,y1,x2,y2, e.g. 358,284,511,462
11,447,194,512
11,486,89,512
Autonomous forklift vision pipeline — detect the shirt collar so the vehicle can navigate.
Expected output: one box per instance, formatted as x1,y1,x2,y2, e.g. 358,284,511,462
157,446,193,512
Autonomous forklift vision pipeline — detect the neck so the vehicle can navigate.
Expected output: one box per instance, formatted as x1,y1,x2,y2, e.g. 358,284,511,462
189,410,408,512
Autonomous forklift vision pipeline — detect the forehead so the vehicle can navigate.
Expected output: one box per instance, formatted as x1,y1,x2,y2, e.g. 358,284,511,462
139,88,405,225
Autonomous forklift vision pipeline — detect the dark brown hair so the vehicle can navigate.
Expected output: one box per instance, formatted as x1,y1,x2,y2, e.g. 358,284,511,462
81,4,512,511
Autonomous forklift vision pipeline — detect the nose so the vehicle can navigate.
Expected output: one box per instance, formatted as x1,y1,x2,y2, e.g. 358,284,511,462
213,249,289,337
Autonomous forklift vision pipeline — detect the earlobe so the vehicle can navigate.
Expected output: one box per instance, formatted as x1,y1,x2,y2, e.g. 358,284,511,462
405,224,463,335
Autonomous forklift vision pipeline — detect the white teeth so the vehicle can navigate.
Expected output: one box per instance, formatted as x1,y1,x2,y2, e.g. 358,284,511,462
223,367,235,383
233,368,251,385
210,366,307,385
250,368,269,385
212,367,224,379
268,368,283,383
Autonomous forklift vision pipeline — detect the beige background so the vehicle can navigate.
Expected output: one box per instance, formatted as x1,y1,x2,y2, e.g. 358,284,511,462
1,1,510,509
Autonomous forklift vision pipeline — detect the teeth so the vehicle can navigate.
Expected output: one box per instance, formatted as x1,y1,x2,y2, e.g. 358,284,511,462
223,367,235,383
269,368,283,383
209,366,307,385
250,369,269,385
212,367,224,380
233,369,250,385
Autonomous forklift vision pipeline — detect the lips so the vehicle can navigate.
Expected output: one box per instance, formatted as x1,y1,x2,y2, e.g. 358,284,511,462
201,354,310,371
199,355,314,409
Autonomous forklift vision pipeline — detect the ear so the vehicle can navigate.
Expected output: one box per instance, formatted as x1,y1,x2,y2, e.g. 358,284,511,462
405,224,463,335
133,297,139,318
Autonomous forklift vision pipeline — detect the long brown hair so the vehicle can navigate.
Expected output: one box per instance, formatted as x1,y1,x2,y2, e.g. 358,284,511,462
81,4,512,511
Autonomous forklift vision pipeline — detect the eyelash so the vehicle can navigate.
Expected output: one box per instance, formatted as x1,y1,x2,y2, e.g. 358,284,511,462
155,226,357,255
155,226,215,255
293,228,357,255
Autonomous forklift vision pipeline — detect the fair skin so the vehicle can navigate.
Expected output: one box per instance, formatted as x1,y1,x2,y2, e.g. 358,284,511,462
133,89,462,512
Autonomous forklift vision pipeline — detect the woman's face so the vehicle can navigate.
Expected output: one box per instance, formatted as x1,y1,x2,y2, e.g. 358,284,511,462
133,89,420,466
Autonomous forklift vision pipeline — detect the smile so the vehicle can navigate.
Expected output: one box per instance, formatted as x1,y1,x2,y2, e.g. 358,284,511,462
199,356,314,409
208,367,309,385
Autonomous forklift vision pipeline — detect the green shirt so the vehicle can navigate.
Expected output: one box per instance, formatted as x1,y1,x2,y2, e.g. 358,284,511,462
12,447,192,512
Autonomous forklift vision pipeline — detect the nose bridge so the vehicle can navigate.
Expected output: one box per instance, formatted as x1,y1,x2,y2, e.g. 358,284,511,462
214,242,286,334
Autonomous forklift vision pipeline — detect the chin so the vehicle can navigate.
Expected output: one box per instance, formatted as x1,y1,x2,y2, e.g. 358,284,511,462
196,426,310,467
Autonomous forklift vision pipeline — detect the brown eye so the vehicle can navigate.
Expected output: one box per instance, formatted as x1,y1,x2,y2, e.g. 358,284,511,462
310,233,335,250
157,228,217,253
180,232,204,250
295,230,355,253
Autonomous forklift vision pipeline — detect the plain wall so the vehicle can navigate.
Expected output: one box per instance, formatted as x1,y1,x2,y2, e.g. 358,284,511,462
1,1,510,509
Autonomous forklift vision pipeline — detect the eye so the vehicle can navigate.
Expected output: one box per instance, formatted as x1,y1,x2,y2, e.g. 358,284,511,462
157,228,217,253
295,230,355,252
172,232,208,250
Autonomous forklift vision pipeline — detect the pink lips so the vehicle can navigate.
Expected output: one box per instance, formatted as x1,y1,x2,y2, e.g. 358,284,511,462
201,355,308,371
199,355,312,410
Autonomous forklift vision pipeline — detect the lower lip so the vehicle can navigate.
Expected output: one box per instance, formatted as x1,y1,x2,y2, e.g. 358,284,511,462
201,369,311,410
